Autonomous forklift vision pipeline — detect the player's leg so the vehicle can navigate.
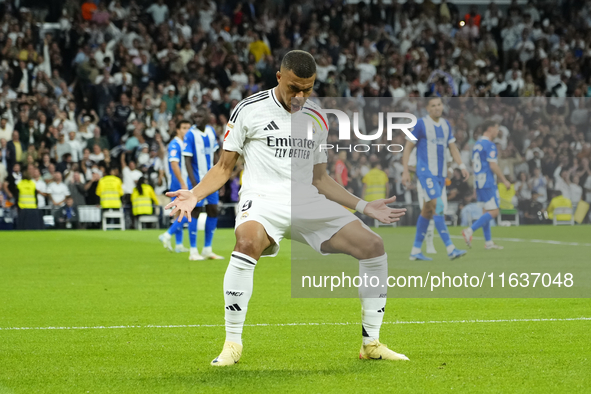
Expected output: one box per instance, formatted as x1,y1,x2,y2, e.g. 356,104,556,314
159,216,183,251
189,206,203,260
410,194,436,261
321,221,409,361
463,189,503,249
212,220,274,366
417,180,436,254
426,178,466,260
202,192,224,259
409,176,436,261
483,190,503,249
174,217,189,253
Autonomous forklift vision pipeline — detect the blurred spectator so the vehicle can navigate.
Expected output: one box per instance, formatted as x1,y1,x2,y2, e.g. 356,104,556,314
0,110,14,141
569,174,583,210
4,162,22,204
362,157,389,202
131,176,159,217
447,169,470,202
554,169,571,200
514,172,532,202
333,151,349,188
54,196,80,229
522,192,545,225
530,167,548,203
84,170,102,206
546,190,573,222
52,133,72,163
31,167,48,208
96,167,123,210
16,170,37,210
68,172,87,207
1,138,15,172
120,152,142,202
498,181,516,209
47,172,70,208
8,131,22,166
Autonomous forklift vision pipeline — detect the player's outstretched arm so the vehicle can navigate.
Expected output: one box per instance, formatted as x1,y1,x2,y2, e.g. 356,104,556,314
312,163,406,224
166,150,240,221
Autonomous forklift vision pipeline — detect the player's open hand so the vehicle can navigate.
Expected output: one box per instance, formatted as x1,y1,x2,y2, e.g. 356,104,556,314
461,168,470,181
364,196,407,224
165,189,198,222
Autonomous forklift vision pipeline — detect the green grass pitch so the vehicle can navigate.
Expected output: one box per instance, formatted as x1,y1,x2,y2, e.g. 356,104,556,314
0,226,590,393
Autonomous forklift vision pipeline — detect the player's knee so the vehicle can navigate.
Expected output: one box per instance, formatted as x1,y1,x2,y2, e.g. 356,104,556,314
358,234,385,259
435,198,445,215
234,237,262,257
206,205,218,217
489,209,500,218
422,202,435,219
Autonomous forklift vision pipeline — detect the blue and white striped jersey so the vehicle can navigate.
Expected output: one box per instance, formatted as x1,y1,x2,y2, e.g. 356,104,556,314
472,136,498,189
408,115,456,178
182,125,220,188
166,136,187,191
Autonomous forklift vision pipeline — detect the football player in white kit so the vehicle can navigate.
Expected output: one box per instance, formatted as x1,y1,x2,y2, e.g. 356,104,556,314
167,51,410,366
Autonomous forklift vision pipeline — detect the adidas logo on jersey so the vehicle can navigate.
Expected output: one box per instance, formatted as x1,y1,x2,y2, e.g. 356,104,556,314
263,121,279,130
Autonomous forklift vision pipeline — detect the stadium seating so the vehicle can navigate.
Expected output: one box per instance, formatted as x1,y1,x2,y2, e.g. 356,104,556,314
552,207,574,226
102,209,125,231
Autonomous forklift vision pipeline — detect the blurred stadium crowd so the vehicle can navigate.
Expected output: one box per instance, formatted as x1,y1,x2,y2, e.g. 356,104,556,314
1,0,591,228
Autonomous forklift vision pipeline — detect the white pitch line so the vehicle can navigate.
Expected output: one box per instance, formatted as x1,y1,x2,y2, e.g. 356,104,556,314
0,317,589,331
449,235,591,247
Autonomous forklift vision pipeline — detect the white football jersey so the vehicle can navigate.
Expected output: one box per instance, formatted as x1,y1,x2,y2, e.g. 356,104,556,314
223,88,328,204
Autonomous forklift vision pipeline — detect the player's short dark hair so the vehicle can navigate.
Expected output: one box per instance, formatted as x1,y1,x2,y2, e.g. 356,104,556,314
481,120,498,132
426,96,442,105
281,50,316,79
176,119,191,130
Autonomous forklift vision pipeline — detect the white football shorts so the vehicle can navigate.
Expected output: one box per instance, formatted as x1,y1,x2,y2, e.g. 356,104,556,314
235,193,360,257
417,180,448,211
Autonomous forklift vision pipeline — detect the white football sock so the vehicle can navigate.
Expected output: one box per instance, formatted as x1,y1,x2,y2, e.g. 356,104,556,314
202,246,212,255
224,252,257,345
359,253,388,345
446,244,456,254
426,220,435,249
190,247,198,254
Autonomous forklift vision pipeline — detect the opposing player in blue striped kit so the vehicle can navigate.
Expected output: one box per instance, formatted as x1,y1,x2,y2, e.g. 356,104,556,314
182,107,224,261
401,97,468,261
462,120,511,249
159,120,191,253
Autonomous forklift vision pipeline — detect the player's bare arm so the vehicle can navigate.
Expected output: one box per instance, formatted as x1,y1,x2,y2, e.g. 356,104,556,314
401,139,416,186
170,161,187,190
312,163,406,224
449,142,469,180
185,159,199,191
166,150,240,221
490,161,511,189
